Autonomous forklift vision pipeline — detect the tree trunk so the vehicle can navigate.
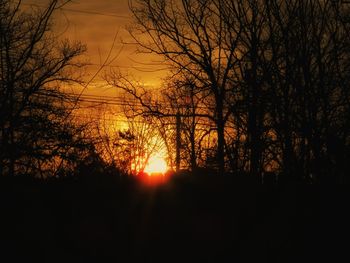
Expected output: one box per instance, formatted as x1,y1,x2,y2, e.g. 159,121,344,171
176,111,181,172
216,94,225,176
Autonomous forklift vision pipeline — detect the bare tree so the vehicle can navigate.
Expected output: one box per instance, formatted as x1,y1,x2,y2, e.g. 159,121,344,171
162,76,215,171
124,0,243,175
108,0,350,182
0,0,87,177
114,117,166,175
257,0,350,182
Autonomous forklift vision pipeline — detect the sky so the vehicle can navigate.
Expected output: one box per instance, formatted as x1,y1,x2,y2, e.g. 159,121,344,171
23,0,168,95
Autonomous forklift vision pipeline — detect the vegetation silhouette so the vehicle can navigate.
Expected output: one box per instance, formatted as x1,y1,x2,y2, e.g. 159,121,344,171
0,0,88,178
110,0,350,183
1,0,350,262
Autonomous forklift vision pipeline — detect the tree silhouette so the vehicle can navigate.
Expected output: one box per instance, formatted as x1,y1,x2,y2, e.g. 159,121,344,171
127,0,243,175
163,77,216,171
258,0,350,182
108,0,350,182
0,0,88,177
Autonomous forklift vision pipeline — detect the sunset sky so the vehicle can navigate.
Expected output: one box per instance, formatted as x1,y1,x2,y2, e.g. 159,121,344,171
23,0,168,95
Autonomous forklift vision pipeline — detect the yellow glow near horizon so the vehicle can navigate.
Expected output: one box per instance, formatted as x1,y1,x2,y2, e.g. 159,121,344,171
144,156,168,175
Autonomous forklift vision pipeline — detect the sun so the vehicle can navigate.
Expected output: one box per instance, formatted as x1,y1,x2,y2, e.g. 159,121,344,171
144,156,168,175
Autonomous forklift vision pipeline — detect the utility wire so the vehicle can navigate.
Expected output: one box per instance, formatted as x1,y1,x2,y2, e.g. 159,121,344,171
34,90,216,112
64,92,214,110
73,114,215,127
22,3,131,19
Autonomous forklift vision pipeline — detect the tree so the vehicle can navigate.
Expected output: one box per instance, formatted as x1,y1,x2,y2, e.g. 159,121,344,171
122,0,244,175
258,0,350,182
0,0,87,177
113,0,350,182
162,76,216,171
115,117,166,175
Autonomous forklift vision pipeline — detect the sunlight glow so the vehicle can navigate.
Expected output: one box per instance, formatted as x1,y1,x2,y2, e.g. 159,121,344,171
144,156,168,175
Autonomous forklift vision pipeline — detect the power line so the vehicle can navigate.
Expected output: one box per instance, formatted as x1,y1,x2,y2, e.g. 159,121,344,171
34,90,216,112
59,7,131,19
56,92,187,107
85,62,169,73
72,114,215,127
64,92,214,110
22,3,131,20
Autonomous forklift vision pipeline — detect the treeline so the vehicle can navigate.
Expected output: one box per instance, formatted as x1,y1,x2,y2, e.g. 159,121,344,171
0,0,103,178
112,0,350,183
1,0,350,183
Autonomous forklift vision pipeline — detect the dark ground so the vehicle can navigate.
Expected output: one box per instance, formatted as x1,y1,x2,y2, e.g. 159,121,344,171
0,172,349,262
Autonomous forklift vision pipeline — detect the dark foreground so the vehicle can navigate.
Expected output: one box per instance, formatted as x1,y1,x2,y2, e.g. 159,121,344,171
0,173,348,262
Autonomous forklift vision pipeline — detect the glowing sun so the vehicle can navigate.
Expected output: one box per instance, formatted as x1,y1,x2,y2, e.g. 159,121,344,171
144,156,168,175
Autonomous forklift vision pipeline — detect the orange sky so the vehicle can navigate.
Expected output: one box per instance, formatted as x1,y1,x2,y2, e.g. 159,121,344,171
23,0,168,95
